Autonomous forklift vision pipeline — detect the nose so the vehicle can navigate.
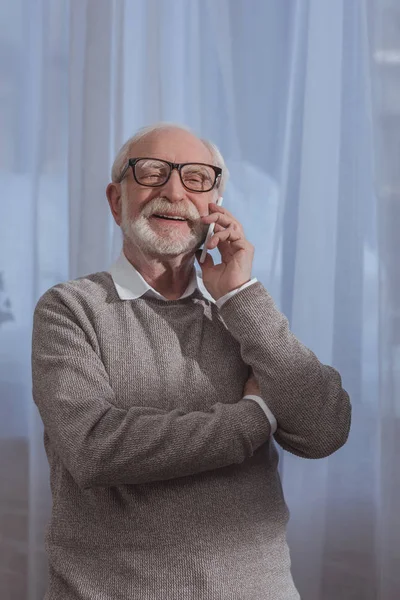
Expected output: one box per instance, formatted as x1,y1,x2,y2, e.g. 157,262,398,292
160,168,187,203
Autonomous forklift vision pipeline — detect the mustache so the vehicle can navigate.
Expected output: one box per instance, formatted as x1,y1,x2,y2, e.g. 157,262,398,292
140,197,201,221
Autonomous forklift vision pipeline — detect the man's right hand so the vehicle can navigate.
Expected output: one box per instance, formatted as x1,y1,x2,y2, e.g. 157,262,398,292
243,371,261,397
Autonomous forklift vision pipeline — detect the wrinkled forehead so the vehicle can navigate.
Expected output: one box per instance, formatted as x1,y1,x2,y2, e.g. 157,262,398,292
128,129,214,165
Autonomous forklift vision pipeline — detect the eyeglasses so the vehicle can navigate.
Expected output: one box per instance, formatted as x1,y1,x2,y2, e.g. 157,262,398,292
117,158,222,192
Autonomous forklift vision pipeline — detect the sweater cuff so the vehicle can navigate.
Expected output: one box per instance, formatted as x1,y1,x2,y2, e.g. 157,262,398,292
216,278,258,309
242,395,277,434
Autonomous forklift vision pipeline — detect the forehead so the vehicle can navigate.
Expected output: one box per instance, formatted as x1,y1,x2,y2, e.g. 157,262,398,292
129,128,214,164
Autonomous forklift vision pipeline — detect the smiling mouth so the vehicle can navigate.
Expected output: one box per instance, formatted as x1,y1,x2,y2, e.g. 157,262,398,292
151,214,188,222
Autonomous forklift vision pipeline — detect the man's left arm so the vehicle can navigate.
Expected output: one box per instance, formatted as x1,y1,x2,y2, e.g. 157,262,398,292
197,201,351,460
218,281,351,459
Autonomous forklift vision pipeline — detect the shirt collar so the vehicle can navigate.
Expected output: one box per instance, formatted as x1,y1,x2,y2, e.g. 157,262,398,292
108,251,215,303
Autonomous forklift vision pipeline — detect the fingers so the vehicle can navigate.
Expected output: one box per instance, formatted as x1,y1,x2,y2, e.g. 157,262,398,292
202,209,245,250
203,213,243,233
203,205,245,235
207,225,242,248
202,204,253,259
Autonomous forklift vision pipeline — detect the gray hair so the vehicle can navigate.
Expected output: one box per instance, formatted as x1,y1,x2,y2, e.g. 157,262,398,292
110,122,229,194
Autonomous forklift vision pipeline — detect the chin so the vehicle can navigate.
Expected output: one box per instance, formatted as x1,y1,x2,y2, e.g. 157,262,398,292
127,230,200,257
122,216,206,258
153,237,200,257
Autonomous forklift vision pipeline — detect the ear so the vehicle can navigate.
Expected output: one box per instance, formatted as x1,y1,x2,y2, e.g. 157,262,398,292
106,182,122,226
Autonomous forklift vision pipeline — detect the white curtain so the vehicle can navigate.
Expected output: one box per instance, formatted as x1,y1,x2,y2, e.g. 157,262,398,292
0,1,398,598
365,1,400,598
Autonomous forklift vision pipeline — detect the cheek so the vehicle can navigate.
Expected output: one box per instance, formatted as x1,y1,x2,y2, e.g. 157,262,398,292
122,193,146,221
134,188,163,217
194,196,213,217
120,201,137,226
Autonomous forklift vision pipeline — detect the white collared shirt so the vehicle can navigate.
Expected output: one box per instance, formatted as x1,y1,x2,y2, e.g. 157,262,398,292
108,251,258,308
108,251,277,434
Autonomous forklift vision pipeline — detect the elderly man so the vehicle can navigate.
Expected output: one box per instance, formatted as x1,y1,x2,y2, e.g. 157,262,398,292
32,123,351,600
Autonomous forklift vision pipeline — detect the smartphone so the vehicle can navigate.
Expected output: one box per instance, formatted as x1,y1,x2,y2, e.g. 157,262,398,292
199,196,224,264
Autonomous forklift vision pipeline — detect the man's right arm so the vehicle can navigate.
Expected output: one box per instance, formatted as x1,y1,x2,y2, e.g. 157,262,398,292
31,289,271,490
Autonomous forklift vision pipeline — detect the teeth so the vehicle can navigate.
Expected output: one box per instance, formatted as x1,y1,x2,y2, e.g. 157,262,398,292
154,214,186,221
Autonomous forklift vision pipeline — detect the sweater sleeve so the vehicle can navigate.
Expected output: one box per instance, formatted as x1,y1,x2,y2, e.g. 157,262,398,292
219,282,352,459
31,289,271,489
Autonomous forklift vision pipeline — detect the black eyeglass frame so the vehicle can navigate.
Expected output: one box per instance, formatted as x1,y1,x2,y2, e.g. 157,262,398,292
117,158,222,192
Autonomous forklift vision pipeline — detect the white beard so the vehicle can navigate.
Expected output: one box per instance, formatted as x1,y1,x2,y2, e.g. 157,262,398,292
120,197,208,257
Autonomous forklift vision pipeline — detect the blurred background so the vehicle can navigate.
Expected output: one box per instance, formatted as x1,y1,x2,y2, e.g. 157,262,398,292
0,0,399,598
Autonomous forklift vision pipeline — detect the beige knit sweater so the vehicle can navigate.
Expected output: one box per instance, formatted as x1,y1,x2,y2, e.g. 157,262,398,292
31,272,351,599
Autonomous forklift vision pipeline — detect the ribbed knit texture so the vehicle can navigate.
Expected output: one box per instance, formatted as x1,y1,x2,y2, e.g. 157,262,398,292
31,273,351,599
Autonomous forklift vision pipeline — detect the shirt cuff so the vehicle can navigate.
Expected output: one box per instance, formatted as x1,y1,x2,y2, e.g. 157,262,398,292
216,278,258,309
242,394,278,435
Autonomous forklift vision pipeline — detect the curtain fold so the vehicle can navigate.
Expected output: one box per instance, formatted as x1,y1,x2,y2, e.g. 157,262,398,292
0,1,397,598
68,0,117,279
365,1,400,597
